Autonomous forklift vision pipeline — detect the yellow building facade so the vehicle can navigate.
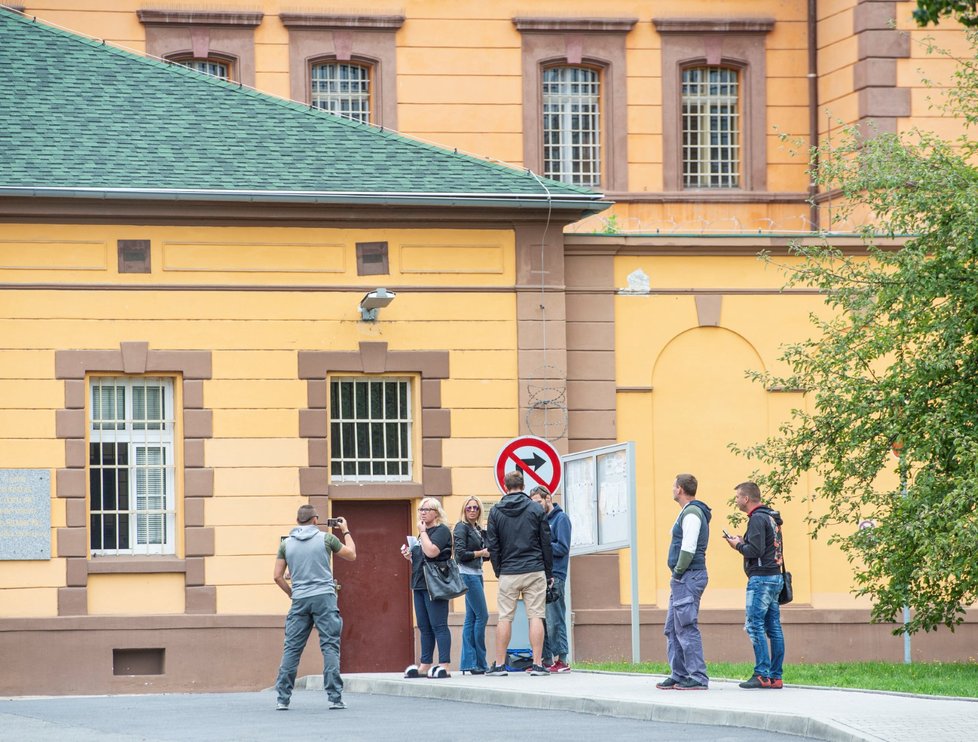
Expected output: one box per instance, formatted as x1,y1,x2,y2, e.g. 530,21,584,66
1,1,974,694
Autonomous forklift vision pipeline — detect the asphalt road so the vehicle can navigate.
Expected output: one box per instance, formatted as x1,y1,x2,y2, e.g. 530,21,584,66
0,691,797,741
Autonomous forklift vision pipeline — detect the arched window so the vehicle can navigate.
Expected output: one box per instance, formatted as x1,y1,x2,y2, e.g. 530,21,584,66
310,61,372,124
542,65,601,187
681,66,740,189
168,55,234,81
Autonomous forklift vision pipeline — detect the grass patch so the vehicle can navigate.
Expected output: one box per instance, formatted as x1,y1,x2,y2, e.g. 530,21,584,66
577,661,978,698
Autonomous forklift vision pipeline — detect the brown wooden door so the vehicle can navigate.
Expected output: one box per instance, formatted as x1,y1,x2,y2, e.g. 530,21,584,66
330,500,414,672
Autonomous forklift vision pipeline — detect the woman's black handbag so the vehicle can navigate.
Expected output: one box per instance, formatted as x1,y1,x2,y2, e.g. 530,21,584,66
423,559,468,601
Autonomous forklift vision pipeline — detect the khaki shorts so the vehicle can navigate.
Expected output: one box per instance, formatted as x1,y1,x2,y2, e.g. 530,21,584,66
497,571,547,621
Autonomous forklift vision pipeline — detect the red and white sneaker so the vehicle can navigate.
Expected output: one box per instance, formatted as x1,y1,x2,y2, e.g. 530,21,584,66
548,660,571,673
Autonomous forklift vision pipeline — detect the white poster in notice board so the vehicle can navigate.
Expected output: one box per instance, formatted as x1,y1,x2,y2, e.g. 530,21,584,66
563,442,635,556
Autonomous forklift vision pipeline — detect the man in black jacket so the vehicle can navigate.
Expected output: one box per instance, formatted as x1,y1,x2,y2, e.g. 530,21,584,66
485,469,553,676
723,481,786,689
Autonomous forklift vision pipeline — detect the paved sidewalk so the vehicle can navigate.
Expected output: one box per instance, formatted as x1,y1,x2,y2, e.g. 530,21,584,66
296,670,978,742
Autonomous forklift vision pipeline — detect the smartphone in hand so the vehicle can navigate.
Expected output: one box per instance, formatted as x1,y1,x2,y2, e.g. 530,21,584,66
722,529,734,539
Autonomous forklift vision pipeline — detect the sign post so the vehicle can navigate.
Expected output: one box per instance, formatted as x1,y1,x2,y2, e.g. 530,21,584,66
562,442,639,663
493,436,564,657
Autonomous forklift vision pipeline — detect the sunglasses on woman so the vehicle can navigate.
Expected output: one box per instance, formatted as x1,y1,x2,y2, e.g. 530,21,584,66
465,505,480,511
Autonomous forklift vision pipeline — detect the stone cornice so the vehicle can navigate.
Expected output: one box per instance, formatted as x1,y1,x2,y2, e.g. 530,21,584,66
652,18,775,34
513,17,638,34
137,9,264,27
279,13,405,30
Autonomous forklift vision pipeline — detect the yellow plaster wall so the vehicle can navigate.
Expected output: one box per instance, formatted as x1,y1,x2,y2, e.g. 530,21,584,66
0,587,59,617
614,251,870,609
0,224,515,288
6,0,970,623
0,221,520,617
87,574,186,615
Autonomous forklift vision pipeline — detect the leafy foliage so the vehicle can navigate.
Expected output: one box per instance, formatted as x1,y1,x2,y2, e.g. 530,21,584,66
914,1,978,28
733,34,978,634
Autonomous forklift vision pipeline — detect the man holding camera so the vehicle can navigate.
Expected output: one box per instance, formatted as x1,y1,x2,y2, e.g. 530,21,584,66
273,504,356,711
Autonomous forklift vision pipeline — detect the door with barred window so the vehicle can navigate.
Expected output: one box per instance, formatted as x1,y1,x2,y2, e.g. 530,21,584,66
330,500,414,671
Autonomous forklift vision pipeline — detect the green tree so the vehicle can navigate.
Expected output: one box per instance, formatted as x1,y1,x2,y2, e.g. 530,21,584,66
734,35,978,634
915,1,978,27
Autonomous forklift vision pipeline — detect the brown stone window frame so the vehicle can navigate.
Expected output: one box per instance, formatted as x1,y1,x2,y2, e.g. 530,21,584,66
282,13,404,129
54,342,214,617
515,17,635,192
138,9,264,87
655,18,774,193
298,342,450,515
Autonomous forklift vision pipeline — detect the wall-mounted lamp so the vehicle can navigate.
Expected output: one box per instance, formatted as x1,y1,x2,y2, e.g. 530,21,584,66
359,287,397,321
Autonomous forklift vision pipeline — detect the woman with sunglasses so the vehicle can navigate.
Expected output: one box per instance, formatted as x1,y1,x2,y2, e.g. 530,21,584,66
453,497,491,674
400,497,453,678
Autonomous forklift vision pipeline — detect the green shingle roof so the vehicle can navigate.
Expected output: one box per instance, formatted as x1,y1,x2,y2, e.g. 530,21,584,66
0,8,607,212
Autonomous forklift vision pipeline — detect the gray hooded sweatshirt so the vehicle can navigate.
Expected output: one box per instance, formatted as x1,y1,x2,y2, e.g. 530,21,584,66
282,524,338,600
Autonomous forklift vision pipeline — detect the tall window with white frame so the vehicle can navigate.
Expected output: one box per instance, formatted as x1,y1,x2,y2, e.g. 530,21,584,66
89,377,176,555
682,66,740,188
311,61,372,124
542,65,601,187
330,377,412,482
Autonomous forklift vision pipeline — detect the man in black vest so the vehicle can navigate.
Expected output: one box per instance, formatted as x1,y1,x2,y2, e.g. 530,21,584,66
656,473,712,691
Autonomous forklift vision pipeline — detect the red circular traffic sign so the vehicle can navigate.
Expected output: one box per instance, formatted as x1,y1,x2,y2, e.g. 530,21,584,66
494,436,562,495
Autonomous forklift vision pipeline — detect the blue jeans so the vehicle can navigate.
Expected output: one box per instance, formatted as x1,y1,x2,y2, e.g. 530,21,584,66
459,573,488,671
543,577,568,663
664,569,709,685
745,574,785,680
413,589,451,665
275,591,343,704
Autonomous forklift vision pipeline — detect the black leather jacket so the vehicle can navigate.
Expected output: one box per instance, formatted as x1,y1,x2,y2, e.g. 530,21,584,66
453,520,486,570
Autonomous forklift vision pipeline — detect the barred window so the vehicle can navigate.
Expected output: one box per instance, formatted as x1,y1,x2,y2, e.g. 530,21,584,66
542,66,601,187
89,377,176,555
330,378,412,481
682,66,740,189
170,56,232,80
311,62,371,124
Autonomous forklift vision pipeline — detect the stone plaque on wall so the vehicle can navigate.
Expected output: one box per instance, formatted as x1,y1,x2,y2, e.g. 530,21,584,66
0,469,51,560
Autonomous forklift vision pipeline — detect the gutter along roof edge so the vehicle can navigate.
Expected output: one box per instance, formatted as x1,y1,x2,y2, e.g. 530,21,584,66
0,187,612,213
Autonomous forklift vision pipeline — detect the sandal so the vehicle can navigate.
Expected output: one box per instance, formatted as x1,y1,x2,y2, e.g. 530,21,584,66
403,664,421,679
427,665,451,678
